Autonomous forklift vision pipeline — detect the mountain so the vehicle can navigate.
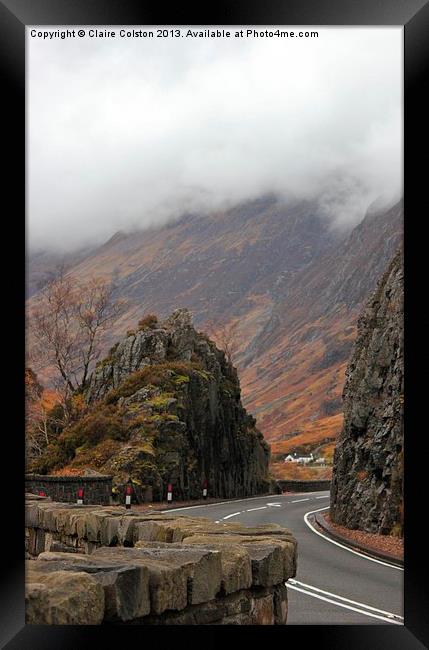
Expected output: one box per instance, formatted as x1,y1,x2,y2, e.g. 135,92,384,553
30,309,271,500
241,200,403,465
330,249,403,535
28,197,403,473
26,246,96,298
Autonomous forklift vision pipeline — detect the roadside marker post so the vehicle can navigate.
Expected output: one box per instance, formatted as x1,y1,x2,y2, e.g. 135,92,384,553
167,483,173,503
202,479,208,500
125,484,133,509
77,488,84,505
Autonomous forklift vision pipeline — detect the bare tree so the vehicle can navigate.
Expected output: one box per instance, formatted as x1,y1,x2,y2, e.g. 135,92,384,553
25,368,50,459
204,318,240,365
29,270,125,406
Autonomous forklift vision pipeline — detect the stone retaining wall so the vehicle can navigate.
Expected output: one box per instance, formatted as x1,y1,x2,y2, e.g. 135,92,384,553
277,479,331,493
25,474,112,505
25,494,297,625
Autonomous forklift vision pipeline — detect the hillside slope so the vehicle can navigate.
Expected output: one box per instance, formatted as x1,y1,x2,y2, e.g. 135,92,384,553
241,200,403,460
29,196,338,343
28,197,403,471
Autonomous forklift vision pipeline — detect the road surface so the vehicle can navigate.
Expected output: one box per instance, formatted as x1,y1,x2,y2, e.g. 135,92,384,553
165,491,403,625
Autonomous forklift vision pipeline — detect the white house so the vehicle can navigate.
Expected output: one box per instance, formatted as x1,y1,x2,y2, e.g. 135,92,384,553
297,454,314,465
284,452,314,464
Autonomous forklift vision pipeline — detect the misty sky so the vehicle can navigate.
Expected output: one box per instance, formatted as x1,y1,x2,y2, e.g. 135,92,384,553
28,27,402,252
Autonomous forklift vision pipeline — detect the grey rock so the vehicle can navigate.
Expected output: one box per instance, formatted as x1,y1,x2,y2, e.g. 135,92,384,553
26,567,105,625
31,553,150,621
330,248,403,535
81,308,271,500
92,545,222,612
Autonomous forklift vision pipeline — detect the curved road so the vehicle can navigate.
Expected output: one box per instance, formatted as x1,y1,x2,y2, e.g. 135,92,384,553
166,491,403,625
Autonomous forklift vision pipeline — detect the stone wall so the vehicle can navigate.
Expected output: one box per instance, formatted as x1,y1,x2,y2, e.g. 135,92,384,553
277,479,331,493
25,494,297,625
25,474,113,505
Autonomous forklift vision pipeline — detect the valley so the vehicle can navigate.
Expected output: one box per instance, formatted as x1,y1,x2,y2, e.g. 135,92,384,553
27,196,403,477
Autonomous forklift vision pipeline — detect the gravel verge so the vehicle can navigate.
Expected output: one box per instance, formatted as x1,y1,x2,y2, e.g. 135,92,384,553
314,511,403,565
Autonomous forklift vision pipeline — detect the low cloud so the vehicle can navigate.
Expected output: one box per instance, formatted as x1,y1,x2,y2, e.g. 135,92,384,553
28,27,402,251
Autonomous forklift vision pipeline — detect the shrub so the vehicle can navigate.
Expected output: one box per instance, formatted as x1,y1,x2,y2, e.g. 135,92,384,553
173,374,190,386
114,368,164,399
42,405,128,472
104,387,120,405
67,438,122,469
138,314,158,330
106,361,202,404
147,392,174,412
29,442,70,474
46,402,66,436
125,414,158,438
67,405,127,446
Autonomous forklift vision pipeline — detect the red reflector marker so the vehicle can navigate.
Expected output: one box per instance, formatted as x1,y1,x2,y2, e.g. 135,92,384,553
77,488,84,505
125,484,133,509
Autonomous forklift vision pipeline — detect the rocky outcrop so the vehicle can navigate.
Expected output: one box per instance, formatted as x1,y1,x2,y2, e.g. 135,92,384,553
33,309,271,501
330,249,403,535
25,494,297,625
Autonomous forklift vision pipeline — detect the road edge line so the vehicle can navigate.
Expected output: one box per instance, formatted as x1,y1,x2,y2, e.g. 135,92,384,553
313,512,404,568
288,578,404,619
304,506,404,571
286,583,403,625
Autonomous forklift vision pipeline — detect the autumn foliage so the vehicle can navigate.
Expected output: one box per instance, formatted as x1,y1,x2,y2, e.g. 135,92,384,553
138,314,159,330
28,270,125,401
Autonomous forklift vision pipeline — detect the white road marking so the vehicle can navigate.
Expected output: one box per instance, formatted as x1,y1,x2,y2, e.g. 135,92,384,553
266,503,282,507
161,491,330,513
164,494,402,624
223,511,241,520
304,506,404,571
286,582,403,625
288,579,403,619
162,493,287,513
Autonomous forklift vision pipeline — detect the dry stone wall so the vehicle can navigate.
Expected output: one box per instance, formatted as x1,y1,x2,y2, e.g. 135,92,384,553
25,494,297,625
277,479,331,493
25,474,113,505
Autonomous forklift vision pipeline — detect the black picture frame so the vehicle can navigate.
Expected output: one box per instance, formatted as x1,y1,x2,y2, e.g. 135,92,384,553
2,0,427,647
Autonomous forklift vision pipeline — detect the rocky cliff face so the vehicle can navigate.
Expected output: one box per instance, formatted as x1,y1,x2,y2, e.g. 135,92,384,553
330,249,403,535
34,309,271,500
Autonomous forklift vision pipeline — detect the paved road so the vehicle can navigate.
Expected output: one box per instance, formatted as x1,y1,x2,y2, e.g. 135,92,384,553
165,491,403,625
